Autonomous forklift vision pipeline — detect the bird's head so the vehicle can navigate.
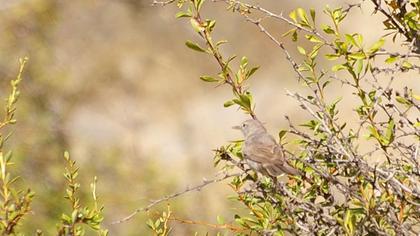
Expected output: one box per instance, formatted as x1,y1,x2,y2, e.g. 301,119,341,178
233,119,266,137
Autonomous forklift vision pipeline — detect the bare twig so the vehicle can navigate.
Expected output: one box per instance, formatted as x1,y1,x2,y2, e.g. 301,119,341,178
112,172,241,224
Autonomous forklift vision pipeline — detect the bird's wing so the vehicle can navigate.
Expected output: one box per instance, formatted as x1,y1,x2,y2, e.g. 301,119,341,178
245,134,301,176
245,134,284,164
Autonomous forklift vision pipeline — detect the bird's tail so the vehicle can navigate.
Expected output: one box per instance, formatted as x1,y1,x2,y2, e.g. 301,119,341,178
265,161,303,176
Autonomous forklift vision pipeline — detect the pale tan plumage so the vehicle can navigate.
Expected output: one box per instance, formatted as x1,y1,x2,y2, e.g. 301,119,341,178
233,119,301,176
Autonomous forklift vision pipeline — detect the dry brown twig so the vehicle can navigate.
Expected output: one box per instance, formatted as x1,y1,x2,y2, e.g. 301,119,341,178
112,171,241,224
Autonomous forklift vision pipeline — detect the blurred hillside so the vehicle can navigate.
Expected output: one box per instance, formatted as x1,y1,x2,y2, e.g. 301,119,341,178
0,0,417,235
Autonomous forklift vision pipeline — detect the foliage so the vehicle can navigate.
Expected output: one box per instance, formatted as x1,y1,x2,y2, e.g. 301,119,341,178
0,58,35,235
149,0,420,235
56,152,108,236
147,205,172,236
0,58,107,235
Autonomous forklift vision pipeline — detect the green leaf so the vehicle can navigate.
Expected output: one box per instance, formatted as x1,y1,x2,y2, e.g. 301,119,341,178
355,59,363,75
321,24,335,34
194,0,205,11
240,56,248,68
309,45,321,59
223,100,234,107
384,119,395,145
206,19,216,33
216,215,224,224
289,10,297,23
292,30,298,41
185,40,206,52
199,76,218,82
369,38,385,53
278,130,287,141
348,52,366,60
239,94,251,109
216,40,228,46
345,34,357,47
305,35,323,43
325,54,340,60
385,55,399,64
297,8,310,25
401,60,413,69
355,34,363,47
368,126,381,141
175,11,192,18
282,28,297,38
190,18,205,32
297,46,306,55
310,8,316,23
332,64,347,71
396,96,411,106
246,66,259,78
322,80,330,89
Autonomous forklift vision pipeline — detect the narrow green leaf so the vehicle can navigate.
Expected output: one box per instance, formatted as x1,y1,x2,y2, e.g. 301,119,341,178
216,215,224,224
278,130,287,141
385,55,399,64
175,11,192,18
246,66,259,78
355,34,363,47
297,8,309,25
355,59,363,75
310,8,316,23
305,35,323,43
369,38,385,53
281,28,297,38
185,40,206,52
325,54,340,60
401,60,413,69
289,10,297,23
223,100,235,107
297,46,306,55
345,34,357,48
292,30,298,41
190,18,205,32
384,119,395,145
348,52,366,60
199,76,218,82
332,64,347,71
396,96,411,105
216,40,228,46
321,24,335,34
206,19,216,33
240,56,248,68
368,126,381,141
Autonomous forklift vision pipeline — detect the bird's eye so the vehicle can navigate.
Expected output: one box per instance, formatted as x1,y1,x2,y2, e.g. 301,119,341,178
242,123,246,127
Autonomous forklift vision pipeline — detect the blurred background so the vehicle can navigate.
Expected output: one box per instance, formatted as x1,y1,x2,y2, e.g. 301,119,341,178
0,0,417,235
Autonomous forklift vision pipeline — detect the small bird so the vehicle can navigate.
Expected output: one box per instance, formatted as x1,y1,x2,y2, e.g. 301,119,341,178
233,119,302,177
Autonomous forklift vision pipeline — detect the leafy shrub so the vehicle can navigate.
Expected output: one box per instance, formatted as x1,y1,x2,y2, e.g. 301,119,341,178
146,0,420,235
0,58,107,235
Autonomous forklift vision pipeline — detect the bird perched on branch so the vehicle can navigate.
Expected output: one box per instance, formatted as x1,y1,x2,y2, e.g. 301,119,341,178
233,119,302,177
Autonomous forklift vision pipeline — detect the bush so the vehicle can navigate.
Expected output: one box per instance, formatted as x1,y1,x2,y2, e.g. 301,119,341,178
145,0,420,235
0,58,107,235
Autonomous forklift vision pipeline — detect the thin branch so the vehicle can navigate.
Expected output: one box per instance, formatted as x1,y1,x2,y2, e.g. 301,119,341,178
112,172,241,224
169,215,245,232
151,0,175,6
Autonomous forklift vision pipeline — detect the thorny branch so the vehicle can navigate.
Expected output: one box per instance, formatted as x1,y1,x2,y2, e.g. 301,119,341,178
112,172,241,224
143,0,419,234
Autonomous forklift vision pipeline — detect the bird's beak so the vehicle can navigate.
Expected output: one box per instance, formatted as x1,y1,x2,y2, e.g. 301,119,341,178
232,125,241,130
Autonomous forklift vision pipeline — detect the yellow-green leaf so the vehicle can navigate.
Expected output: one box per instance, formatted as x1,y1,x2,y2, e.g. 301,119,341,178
289,10,297,23
369,38,385,53
297,46,306,55
185,40,206,52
